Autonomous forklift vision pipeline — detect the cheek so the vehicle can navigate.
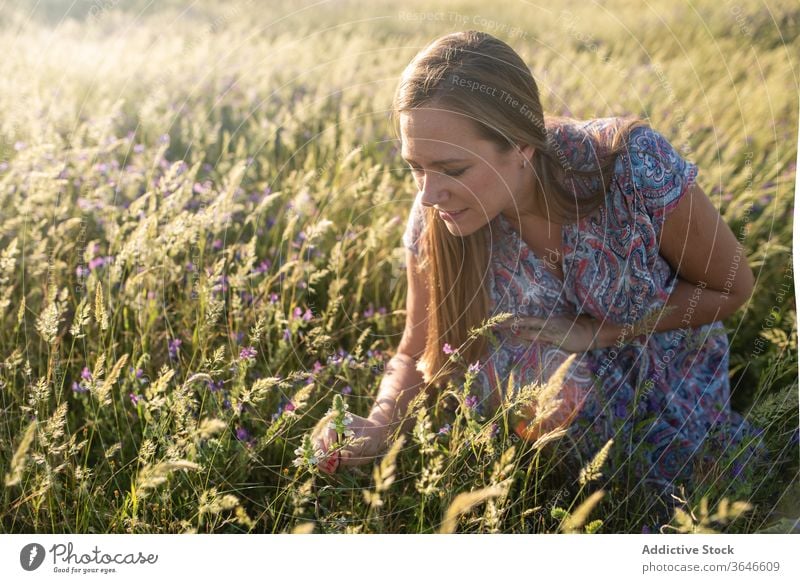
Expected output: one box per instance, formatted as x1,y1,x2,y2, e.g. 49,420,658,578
468,169,511,210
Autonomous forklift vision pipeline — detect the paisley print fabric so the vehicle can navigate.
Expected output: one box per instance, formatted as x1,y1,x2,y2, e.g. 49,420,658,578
401,117,767,505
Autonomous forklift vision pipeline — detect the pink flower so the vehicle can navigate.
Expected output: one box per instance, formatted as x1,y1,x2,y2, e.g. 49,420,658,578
442,343,454,355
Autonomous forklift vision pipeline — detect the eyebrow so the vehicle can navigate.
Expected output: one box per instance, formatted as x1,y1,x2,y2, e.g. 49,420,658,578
401,155,469,166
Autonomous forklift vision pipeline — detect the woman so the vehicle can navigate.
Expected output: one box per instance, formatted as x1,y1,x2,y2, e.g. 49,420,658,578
312,30,766,508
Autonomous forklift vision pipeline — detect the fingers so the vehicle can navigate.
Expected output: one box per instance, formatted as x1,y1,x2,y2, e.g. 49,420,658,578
318,449,339,474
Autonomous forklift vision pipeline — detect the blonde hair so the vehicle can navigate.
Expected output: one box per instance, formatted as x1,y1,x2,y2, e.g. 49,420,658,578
391,30,648,389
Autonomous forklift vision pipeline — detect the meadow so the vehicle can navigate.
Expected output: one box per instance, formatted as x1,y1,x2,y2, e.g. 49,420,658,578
0,0,797,533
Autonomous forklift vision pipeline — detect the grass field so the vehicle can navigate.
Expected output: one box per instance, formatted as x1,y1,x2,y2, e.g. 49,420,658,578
0,0,797,533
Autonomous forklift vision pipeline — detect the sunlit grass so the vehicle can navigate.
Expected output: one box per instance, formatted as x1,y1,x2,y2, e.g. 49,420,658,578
0,0,797,533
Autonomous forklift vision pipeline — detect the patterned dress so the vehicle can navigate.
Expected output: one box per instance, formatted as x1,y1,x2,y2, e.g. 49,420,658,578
402,117,767,506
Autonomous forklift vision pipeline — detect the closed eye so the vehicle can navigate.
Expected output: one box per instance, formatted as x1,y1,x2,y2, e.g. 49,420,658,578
407,165,467,177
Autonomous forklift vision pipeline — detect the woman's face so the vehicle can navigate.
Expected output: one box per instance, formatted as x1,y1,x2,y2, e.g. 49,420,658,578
399,107,536,236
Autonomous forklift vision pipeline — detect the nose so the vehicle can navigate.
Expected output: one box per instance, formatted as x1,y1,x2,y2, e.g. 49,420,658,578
418,171,450,208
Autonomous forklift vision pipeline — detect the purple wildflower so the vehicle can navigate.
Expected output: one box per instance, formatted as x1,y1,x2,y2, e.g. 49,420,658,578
254,259,271,274
235,426,250,441
207,379,224,392
89,256,106,270
293,307,303,319
212,238,223,250
283,401,295,412
282,328,291,342
468,361,481,374
269,292,279,304
168,338,182,360
133,143,145,153
465,395,479,409
443,343,454,355
239,346,257,360
81,366,92,381
363,303,375,318
302,308,313,322
438,423,451,435
72,381,89,394
129,393,141,406
341,385,352,395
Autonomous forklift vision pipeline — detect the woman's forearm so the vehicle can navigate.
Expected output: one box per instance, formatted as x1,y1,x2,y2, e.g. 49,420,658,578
368,353,428,437
595,277,749,349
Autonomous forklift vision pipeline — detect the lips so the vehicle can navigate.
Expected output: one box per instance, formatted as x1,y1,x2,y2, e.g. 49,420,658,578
438,208,467,221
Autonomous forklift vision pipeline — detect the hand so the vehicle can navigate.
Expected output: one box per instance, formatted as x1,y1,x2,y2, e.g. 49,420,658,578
310,412,388,474
498,313,598,353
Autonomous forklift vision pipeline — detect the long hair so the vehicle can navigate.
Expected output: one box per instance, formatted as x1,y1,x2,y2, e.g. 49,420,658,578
391,30,649,388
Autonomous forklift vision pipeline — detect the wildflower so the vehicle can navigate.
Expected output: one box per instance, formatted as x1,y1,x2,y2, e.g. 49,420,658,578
438,423,451,435
465,395,479,410
235,426,250,441
133,143,145,153
732,461,744,479
363,303,375,318
325,394,355,441
468,361,481,374
206,379,224,392
341,385,352,395
129,393,142,406
312,360,323,374
284,401,295,412
302,308,313,321
282,328,291,342
158,133,170,145
443,343,454,355
269,292,279,304
81,366,93,381
230,331,244,344
212,239,223,250
239,346,257,360
293,434,322,468
72,381,89,394
293,307,303,319
254,259,271,274
378,306,387,315
168,338,182,360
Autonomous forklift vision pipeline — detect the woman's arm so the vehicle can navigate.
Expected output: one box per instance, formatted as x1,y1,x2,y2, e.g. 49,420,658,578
594,276,748,349
595,181,755,348
368,353,428,436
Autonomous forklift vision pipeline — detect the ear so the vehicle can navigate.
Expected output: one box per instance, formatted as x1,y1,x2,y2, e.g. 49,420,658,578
516,142,536,166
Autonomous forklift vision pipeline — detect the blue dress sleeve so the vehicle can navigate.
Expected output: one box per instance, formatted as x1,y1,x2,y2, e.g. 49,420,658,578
401,191,425,257
627,126,699,242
